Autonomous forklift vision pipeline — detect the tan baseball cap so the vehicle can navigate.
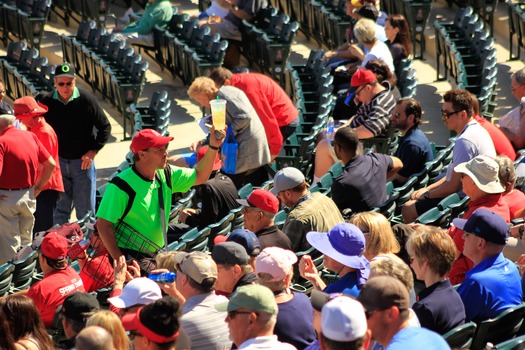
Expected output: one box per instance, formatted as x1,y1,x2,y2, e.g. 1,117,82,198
174,251,217,283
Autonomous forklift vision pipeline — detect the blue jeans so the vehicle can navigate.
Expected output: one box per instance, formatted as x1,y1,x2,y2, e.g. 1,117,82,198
55,158,96,224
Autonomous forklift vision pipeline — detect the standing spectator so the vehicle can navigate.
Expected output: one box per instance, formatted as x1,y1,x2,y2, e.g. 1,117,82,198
320,296,370,350
86,310,130,350
330,127,402,213
38,63,111,224
210,68,300,152
14,96,64,232
389,98,434,185
236,189,293,250
358,276,451,349
0,81,13,115
0,295,55,350
299,223,370,297
172,251,232,349
498,67,525,151
75,326,114,350
256,247,317,349
0,114,55,263
113,0,173,47
122,296,181,350
212,242,257,296
272,167,344,251
60,292,101,350
406,226,466,334
26,233,86,327
384,14,412,70
187,77,271,188
403,89,496,223
214,284,297,349
455,209,523,322
97,128,224,266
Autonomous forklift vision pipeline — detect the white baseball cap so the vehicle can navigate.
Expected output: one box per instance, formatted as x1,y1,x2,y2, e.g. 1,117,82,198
322,296,368,342
107,277,162,308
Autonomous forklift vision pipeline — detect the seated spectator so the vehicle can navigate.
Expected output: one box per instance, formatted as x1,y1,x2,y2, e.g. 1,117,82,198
271,167,344,251
498,67,525,151
349,211,402,262
172,251,231,349
495,155,525,220
214,284,297,349
113,0,173,47
320,296,370,350
355,3,387,43
448,155,509,285
60,292,101,350
455,209,523,322
358,276,451,349
402,89,496,223
306,290,339,350
123,296,181,350
0,295,54,350
256,247,316,348
314,68,396,181
169,146,240,241
26,233,86,327
214,228,261,269
299,223,370,297
384,14,412,70
330,127,402,213
108,276,162,317
236,189,293,250
389,98,434,185
0,80,13,115
406,226,466,334
86,310,130,350
187,77,271,188
212,241,257,296
75,326,114,350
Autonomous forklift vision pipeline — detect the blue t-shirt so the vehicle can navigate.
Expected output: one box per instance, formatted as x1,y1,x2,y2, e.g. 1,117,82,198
457,253,522,323
394,126,434,179
324,271,361,298
387,327,451,350
275,292,316,349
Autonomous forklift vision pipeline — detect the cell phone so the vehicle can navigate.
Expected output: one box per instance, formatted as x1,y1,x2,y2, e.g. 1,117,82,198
204,123,213,132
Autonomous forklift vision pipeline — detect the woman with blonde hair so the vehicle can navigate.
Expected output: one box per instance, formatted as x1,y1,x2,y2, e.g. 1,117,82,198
86,310,130,350
349,211,401,261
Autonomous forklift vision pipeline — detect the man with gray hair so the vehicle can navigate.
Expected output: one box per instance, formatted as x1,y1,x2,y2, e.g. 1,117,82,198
75,326,114,350
499,67,525,150
0,114,55,264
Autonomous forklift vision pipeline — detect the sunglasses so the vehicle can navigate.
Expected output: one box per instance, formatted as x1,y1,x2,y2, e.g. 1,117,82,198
0,89,5,93
57,82,73,87
228,310,255,319
128,331,143,340
441,109,464,120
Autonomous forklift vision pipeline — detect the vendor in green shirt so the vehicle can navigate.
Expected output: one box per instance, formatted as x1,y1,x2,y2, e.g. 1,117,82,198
96,127,225,262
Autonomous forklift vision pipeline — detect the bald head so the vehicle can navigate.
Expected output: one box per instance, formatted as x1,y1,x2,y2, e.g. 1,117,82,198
76,326,114,350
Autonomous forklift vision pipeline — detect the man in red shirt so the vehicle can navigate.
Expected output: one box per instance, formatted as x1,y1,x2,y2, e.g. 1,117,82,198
26,232,86,327
14,96,64,232
210,68,299,159
448,155,510,285
0,114,55,264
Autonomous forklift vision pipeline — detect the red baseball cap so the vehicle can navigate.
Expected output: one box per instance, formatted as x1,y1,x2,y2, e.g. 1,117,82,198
236,189,279,214
130,129,174,154
14,96,48,119
40,232,69,261
350,69,377,88
122,307,179,343
197,146,222,171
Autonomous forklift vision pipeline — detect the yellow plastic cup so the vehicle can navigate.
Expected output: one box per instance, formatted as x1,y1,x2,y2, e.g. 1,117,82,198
210,99,227,130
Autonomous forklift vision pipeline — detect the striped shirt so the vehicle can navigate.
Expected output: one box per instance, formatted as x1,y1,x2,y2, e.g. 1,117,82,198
350,82,396,137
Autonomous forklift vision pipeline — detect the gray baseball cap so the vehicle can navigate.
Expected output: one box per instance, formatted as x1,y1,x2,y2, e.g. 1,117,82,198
270,167,305,195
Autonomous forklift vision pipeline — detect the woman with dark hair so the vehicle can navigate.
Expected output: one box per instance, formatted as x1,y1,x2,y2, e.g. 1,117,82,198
384,14,413,70
0,309,18,350
0,295,55,350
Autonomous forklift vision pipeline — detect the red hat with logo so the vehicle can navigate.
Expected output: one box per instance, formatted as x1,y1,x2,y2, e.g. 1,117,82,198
130,129,174,154
40,232,69,261
236,189,279,214
197,146,222,171
14,96,48,119
350,69,377,92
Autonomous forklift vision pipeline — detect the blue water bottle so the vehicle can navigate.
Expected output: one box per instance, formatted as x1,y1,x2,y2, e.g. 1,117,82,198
326,116,335,140
148,272,177,283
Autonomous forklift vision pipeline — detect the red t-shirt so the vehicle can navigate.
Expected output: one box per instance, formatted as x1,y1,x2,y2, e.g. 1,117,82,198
26,266,85,327
232,73,299,155
503,189,525,220
474,115,516,161
29,119,64,192
0,126,51,188
448,193,510,285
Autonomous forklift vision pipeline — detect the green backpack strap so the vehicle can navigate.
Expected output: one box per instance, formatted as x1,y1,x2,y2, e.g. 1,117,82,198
109,176,136,221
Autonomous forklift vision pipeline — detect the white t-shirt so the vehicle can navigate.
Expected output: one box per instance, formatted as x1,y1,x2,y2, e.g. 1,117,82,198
361,41,395,74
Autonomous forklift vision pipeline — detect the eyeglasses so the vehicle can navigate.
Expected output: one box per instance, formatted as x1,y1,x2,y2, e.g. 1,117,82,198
365,310,378,319
392,112,404,119
355,84,368,95
228,310,255,319
441,109,465,120
241,207,263,214
0,89,6,93
57,82,73,87
128,331,143,340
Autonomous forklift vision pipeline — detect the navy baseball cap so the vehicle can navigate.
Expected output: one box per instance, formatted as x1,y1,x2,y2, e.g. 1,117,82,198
453,208,509,245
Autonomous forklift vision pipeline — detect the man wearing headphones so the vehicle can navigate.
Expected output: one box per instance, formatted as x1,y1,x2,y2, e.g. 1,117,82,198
389,98,434,186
